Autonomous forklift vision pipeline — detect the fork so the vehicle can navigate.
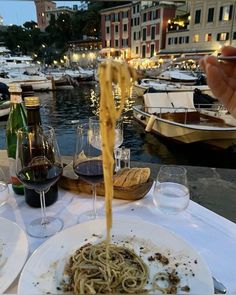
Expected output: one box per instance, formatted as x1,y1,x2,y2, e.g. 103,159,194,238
217,55,236,61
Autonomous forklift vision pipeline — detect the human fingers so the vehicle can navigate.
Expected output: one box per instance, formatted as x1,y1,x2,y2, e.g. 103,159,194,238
199,55,218,73
205,62,234,112
221,45,236,56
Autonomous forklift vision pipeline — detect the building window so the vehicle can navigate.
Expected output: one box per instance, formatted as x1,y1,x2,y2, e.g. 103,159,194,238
133,6,136,14
151,26,155,40
185,36,189,43
174,37,178,44
193,34,200,42
123,24,127,32
142,45,146,58
143,13,147,22
150,44,155,57
105,15,110,21
207,8,214,22
115,39,119,47
205,33,212,42
233,32,236,39
152,10,157,20
114,13,119,22
168,38,171,45
122,11,128,18
133,32,136,40
219,5,233,21
195,10,201,24
137,17,140,25
122,39,128,47
136,46,139,54
217,32,229,41
142,28,147,41
149,11,152,21
156,9,160,19
115,25,119,33
137,4,140,13
106,40,110,47
106,26,110,34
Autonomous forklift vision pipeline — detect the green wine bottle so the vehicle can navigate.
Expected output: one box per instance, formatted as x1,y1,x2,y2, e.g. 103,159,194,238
6,84,27,195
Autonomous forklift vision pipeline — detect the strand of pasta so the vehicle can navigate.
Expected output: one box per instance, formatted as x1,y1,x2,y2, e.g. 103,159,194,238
98,61,136,242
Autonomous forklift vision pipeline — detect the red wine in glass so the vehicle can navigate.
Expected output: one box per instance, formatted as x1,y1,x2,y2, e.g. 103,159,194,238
74,159,103,184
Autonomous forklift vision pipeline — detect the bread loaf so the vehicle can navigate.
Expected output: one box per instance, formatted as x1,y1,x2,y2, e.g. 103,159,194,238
113,167,150,187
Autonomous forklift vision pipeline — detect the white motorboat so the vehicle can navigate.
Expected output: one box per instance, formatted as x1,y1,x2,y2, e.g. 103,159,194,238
157,69,198,84
133,91,236,149
132,78,211,98
0,72,53,91
0,55,39,74
0,100,10,119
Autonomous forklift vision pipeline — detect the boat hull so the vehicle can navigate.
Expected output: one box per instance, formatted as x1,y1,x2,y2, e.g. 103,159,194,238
133,106,236,149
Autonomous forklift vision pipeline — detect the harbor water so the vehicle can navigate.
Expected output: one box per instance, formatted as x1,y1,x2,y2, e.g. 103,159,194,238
1,82,236,169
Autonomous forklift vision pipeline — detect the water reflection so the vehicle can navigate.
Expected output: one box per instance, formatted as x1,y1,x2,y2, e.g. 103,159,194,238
1,82,236,168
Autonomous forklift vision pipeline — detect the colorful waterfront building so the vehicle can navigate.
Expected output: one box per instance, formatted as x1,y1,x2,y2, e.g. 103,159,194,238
100,3,132,59
34,1,78,30
34,0,56,30
100,1,180,59
164,0,236,58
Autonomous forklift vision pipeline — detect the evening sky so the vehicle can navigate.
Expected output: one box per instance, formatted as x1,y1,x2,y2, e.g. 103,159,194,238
0,1,78,25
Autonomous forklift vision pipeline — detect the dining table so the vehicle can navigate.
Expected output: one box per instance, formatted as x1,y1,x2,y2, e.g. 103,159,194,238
1,150,236,294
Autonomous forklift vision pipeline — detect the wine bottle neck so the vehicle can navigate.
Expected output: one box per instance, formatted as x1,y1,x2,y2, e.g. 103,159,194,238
10,93,22,104
26,106,41,126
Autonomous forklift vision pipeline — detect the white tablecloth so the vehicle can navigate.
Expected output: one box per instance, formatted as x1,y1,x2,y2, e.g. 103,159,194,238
1,185,236,294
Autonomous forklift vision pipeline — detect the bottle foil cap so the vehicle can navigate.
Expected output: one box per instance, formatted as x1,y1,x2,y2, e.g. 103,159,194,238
9,83,22,93
24,96,40,107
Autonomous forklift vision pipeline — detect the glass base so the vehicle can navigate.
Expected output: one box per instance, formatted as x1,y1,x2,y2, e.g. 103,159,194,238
27,216,63,238
78,208,105,223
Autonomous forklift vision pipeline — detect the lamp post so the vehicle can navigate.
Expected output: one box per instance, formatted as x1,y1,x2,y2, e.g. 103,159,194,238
230,1,236,45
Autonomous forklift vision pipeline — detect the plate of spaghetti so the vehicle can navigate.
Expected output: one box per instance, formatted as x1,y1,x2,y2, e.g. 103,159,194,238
18,217,214,295
19,60,213,294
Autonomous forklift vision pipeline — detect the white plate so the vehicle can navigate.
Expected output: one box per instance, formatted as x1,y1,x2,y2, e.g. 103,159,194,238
0,217,29,293
18,217,214,294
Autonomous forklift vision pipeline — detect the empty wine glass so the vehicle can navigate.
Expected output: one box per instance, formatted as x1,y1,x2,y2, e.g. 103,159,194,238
16,125,63,238
153,165,190,214
73,123,103,223
0,168,9,208
89,116,123,173
89,116,123,150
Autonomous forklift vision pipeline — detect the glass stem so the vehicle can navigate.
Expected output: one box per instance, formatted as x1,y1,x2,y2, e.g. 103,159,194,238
92,184,97,219
40,190,48,226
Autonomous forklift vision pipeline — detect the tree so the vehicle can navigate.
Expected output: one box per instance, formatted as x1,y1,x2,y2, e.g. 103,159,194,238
23,21,38,30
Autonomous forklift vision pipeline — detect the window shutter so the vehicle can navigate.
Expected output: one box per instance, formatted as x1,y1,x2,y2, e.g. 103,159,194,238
229,5,233,20
219,7,223,21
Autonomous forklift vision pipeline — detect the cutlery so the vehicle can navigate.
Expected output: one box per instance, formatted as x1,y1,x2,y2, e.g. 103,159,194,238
213,276,227,294
217,55,236,61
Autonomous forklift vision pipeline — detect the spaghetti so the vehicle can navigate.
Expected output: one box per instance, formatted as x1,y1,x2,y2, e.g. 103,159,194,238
98,61,136,241
62,242,148,294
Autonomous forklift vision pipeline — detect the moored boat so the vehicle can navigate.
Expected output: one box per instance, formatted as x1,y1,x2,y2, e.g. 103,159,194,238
133,91,236,149
0,100,10,120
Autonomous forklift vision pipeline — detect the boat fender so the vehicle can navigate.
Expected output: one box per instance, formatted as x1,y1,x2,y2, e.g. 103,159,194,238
136,114,146,121
145,114,156,132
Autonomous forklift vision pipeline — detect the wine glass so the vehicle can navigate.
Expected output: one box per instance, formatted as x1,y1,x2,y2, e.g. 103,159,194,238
16,125,63,238
0,168,9,208
89,116,123,171
73,122,103,223
153,165,190,214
